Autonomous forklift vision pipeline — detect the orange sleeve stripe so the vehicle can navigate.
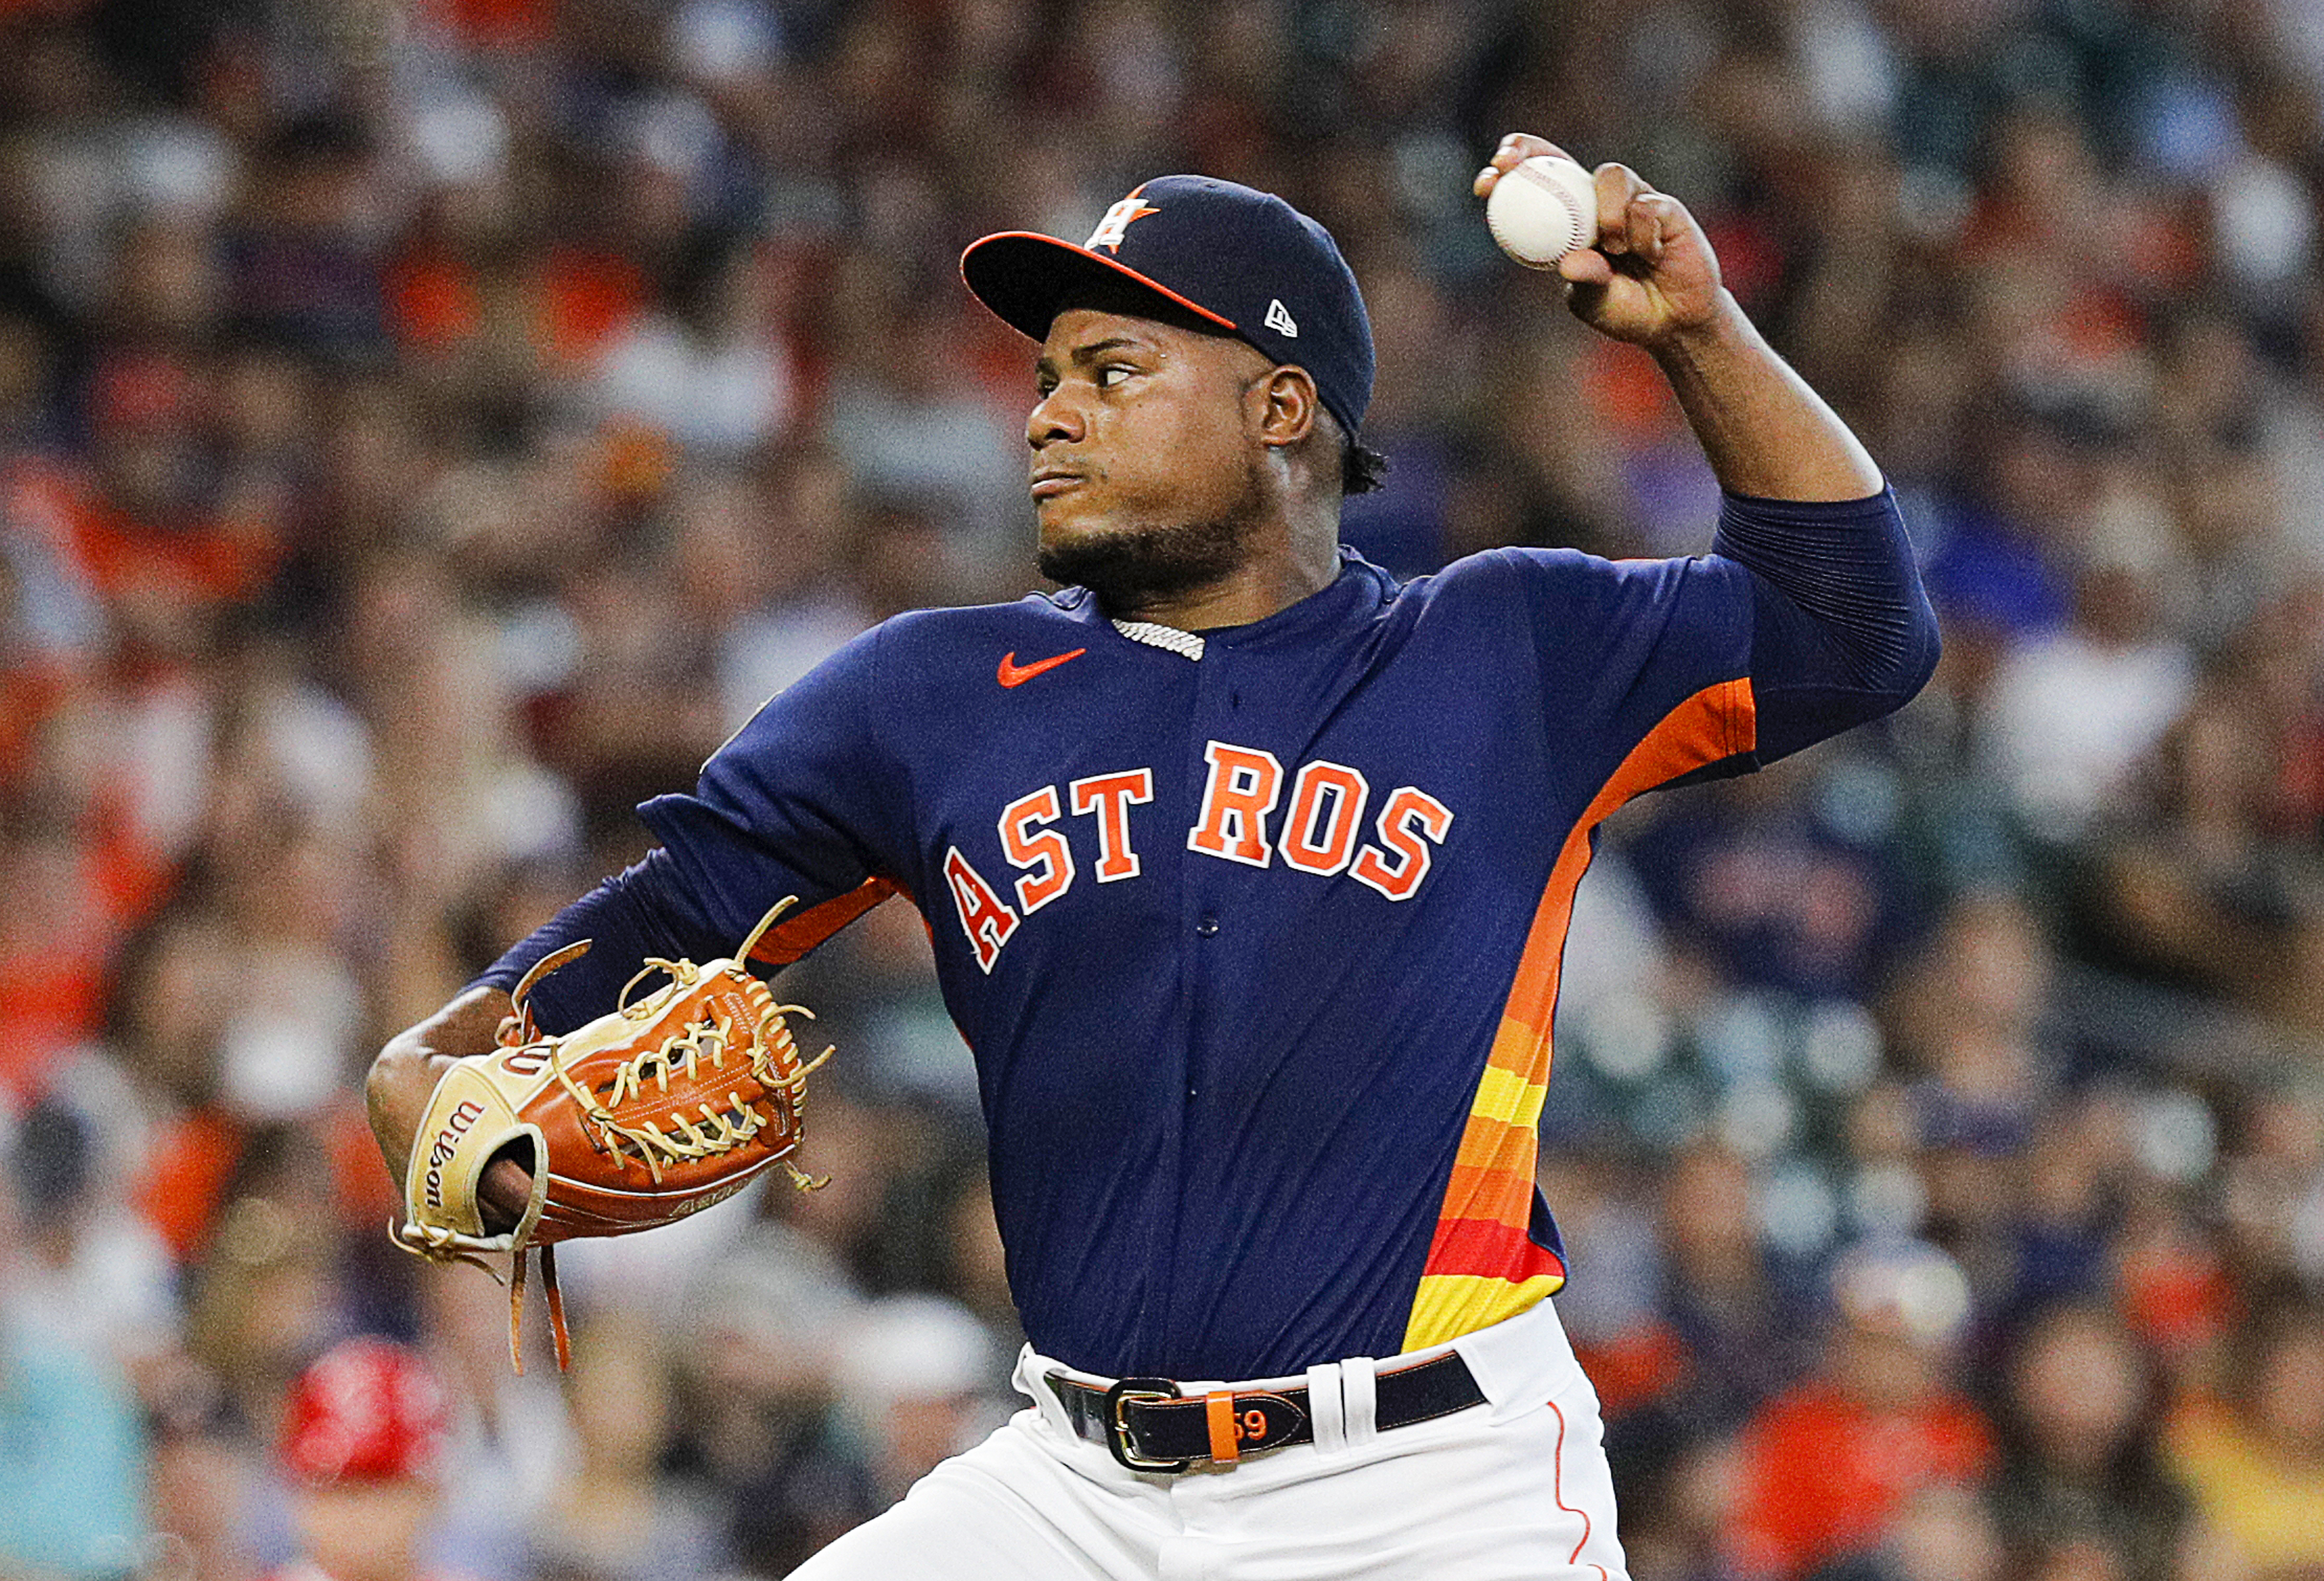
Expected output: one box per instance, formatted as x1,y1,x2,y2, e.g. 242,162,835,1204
1598,676,1754,807
1408,678,1756,1345
1499,677,1756,1042
1494,837,1598,1045
747,876,900,965
1440,1161,1537,1227
1486,1016,1551,1074
1451,1113,1538,1174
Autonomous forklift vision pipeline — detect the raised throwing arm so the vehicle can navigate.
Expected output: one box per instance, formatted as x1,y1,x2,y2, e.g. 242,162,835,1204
1478,132,1937,759
1475,132,1883,503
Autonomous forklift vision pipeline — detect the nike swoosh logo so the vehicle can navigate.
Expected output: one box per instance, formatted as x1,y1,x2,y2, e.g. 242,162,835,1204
997,648,1087,688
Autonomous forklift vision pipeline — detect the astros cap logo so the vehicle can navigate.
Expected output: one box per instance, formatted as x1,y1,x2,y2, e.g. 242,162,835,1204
1086,187,1159,254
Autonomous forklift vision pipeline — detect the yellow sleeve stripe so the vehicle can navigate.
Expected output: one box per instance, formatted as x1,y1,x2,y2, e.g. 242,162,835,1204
1404,1272,1564,1350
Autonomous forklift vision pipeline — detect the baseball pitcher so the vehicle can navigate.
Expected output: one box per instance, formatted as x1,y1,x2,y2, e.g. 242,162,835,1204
369,134,1938,1579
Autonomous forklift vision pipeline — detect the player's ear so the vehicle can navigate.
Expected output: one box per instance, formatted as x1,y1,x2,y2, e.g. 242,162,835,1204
1254,365,1318,450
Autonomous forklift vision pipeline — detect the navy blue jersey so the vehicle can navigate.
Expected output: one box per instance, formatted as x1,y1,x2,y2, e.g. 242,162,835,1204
488,493,1935,1381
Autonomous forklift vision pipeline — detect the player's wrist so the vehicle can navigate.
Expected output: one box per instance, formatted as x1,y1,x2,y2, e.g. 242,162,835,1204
1641,287,1750,362
368,987,518,1176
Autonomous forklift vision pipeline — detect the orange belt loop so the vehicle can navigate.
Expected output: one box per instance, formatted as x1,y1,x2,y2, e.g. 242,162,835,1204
1205,1390,1240,1463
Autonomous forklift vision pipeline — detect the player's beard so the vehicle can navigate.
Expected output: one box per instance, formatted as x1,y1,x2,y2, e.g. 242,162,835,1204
1037,456,1268,614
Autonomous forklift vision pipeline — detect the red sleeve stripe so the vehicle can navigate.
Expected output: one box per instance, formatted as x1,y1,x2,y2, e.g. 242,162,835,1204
1423,1215,1571,1284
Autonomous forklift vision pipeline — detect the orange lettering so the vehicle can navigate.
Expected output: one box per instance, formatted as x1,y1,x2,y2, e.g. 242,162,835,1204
1069,769,1154,882
1349,787,1454,902
998,786,1076,913
1187,742,1283,868
1277,760,1370,876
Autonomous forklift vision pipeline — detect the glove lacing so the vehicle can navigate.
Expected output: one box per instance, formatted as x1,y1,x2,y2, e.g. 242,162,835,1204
392,901,829,1373
545,961,832,1188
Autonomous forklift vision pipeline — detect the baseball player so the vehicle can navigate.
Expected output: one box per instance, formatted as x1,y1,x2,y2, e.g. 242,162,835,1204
369,133,1937,1579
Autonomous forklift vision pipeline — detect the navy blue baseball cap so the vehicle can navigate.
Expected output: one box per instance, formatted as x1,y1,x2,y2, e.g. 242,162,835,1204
961,176,1375,441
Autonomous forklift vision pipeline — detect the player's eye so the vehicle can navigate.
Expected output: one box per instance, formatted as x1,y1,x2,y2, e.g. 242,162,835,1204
1097,365,1134,389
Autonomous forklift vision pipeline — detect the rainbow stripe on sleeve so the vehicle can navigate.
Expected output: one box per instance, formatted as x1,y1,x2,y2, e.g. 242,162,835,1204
1402,678,1757,1351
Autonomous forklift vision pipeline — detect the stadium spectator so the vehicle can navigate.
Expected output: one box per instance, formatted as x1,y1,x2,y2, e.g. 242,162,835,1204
1729,1241,1996,1580
525,1313,737,1581
268,1337,466,1581
1992,1300,2191,1581
2164,1289,2324,1580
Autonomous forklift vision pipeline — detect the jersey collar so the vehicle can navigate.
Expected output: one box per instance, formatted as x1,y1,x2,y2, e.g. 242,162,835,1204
1057,547,1396,654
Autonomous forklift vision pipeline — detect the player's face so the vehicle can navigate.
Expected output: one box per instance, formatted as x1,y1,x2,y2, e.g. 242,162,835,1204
1027,304,1276,604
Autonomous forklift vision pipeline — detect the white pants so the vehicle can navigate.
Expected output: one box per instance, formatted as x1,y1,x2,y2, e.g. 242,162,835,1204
792,1296,1631,1581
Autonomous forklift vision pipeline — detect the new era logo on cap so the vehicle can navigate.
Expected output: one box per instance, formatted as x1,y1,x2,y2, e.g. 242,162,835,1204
960,176,1375,441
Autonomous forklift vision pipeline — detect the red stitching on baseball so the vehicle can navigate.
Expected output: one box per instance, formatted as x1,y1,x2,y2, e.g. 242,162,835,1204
1547,1398,1611,1581
1513,162,1589,238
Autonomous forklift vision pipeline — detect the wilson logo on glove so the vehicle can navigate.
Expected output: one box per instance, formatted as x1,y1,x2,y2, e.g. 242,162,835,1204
421,1100,486,1211
391,900,832,1371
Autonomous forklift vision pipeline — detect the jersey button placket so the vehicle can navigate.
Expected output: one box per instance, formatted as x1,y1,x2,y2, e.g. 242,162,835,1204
1172,635,1241,1348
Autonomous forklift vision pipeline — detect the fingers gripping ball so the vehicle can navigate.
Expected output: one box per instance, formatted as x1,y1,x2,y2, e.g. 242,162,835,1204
1485,155,1599,269
392,899,833,1371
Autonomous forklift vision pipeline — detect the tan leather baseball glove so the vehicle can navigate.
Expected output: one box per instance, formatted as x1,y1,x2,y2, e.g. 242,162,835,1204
391,900,830,1370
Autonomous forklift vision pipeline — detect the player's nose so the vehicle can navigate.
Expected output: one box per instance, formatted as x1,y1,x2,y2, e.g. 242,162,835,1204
1027,386,1086,449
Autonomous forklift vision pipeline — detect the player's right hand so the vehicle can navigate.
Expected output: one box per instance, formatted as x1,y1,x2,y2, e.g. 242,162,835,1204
1475,132,1731,349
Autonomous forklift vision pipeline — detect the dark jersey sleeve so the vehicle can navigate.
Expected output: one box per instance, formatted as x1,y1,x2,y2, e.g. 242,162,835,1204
1485,484,1936,806
474,622,908,1033
1709,486,1939,761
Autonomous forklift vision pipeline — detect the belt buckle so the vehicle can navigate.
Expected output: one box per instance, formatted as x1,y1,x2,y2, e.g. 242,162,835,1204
1103,1375,1189,1473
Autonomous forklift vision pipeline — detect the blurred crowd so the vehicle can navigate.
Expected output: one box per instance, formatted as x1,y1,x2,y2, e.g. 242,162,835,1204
2,0,2323,1577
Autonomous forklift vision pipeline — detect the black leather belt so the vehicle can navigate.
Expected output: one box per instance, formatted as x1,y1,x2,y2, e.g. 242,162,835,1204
1046,1351,1486,1472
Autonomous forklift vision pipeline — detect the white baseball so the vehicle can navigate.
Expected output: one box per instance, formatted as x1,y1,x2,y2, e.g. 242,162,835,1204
1485,155,1599,270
